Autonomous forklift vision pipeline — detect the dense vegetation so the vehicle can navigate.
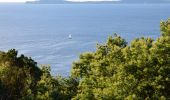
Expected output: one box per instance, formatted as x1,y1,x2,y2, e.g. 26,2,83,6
0,49,78,100
0,19,170,100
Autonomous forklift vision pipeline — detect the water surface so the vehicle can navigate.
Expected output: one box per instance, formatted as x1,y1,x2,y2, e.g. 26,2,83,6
0,4,170,76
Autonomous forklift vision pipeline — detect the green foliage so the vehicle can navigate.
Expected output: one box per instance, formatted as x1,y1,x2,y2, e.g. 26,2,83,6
35,65,56,100
0,50,78,100
0,49,42,100
71,18,170,99
35,66,78,100
160,18,170,36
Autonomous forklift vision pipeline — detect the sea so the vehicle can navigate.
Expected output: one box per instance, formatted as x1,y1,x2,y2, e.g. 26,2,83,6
0,4,170,76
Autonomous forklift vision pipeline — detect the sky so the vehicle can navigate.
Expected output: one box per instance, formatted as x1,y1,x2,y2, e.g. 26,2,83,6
0,0,35,2
0,0,120,2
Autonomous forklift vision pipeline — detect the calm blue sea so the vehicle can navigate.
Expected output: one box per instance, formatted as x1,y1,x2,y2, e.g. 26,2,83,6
0,4,170,76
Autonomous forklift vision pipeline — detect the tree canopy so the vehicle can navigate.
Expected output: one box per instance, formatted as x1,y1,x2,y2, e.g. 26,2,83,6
71,18,170,100
0,50,78,100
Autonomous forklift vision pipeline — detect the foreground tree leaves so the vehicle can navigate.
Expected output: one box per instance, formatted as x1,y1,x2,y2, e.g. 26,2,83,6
71,19,170,100
0,50,78,100
0,49,42,100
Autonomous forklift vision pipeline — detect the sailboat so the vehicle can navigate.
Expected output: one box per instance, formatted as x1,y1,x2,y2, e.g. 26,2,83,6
68,34,72,39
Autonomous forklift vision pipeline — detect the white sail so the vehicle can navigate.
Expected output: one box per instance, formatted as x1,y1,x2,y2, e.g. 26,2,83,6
69,34,72,39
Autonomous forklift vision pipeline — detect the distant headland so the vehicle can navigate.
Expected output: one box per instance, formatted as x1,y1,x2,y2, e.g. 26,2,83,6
26,0,170,4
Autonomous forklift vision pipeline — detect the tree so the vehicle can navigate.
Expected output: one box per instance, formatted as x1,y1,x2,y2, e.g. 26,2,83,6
71,18,170,99
0,49,42,100
0,50,78,100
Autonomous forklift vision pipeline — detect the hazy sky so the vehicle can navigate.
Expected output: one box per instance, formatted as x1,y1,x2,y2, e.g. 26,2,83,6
66,0,120,2
0,0,120,2
0,0,35,2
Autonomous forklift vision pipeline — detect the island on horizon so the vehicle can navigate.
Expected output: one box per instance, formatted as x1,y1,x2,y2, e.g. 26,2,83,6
26,0,170,4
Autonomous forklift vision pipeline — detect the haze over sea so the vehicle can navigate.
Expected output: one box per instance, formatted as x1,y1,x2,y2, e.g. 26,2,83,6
0,4,170,76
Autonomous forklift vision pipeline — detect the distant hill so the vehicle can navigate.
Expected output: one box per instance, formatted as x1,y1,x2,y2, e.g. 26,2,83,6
26,0,170,4
26,0,120,4
121,0,170,3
